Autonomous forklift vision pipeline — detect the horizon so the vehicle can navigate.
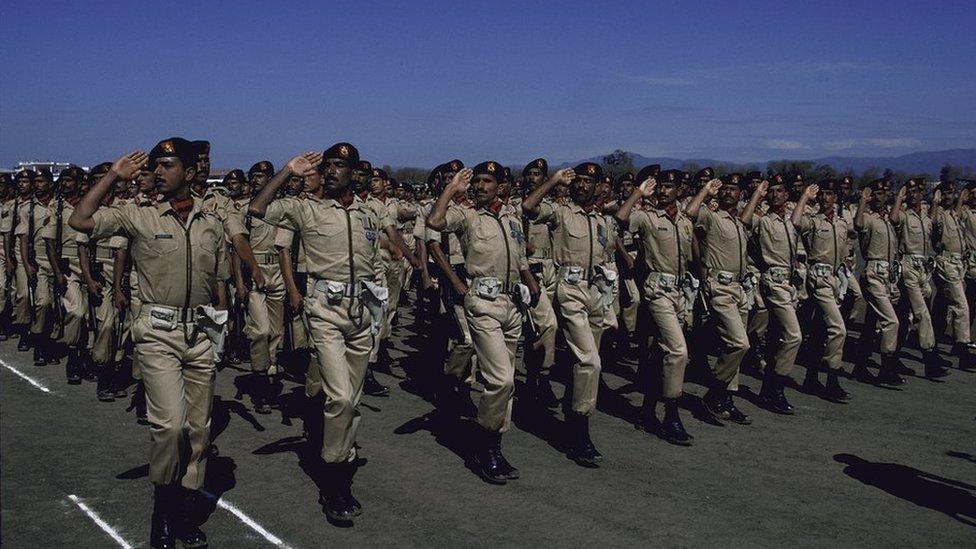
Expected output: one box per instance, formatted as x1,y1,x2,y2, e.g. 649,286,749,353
2,1,974,170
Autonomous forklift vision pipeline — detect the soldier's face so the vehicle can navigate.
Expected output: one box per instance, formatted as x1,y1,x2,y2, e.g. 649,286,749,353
195,154,210,182
870,188,887,208
570,175,597,204
352,170,368,189
16,175,32,195
304,170,322,194
498,181,511,199
370,176,386,195
839,181,852,198
820,189,836,209
321,157,353,194
768,184,788,208
153,157,194,195
792,181,804,199
33,175,52,196
250,173,269,191
718,184,740,208
620,181,635,198
225,176,243,198
906,186,922,206
137,169,155,193
525,167,545,189
657,181,678,206
59,176,78,196
286,175,304,195
941,190,955,208
472,174,498,207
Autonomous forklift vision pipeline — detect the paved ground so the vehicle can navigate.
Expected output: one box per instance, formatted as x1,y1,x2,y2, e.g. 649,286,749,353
2,295,975,548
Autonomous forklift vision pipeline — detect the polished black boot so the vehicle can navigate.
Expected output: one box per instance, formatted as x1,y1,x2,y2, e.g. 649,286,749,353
321,462,357,522
922,350,950,379
478,430,508,485
65,348,82,384
111,361,129,398
954,343,975,371
761,374,794,415
802,367,825,395
569,413,603,467
824,371,851,402
852,351,878,384
535,375,559,409
174,488,208,549
724,394,753,424
97,363,115,402
150,485,176,549
362,367,390,397
877,354,906,386
702,388,730,421
892,354,915,376
17,327,30,351
32,335,45,366
254,375,272,414
659,398,693,447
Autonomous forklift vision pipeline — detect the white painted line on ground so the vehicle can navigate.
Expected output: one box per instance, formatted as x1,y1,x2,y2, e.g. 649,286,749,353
0,357,52,394
202,490,292,548
67,494,133,549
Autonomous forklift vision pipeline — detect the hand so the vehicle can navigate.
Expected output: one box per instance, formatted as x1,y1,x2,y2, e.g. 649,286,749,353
408,255,421,269
704,178,722,197
110,151,149,180
933,189,942,205
530,286,541,308
449,168,473,197
288,290,303,312
525,242,536,256
285,152,320,177
56,274,67,290
860,187,871,203
638,177,656,197
25,264,37,281
251,267,267,290
113,288,126,312
896,185,906,201
452,280,469,296
234,283,248,302
754,180,769,199
804,184,819,200
86,280,103,297
421,273,434,290
549,168,575,186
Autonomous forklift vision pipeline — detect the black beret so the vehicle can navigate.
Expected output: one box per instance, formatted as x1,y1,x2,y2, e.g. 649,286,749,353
90,162,113,177
472,161,503,182
68,166,87,181
680,171,691,183
223,169,246,185
15,169,35,180
769,173,786,186
370,168,389,180
149,137,197,169
904,178,924,190
694,167,714,181
961,179,976,190
574,162,603,180
659,169,681,184
426,165,441,187
192,140,210,156
840,175,854,185
722,172,748,190
868,178,888,191
0,173,11,185
934,180,954,193
746,170,763,181
819,179,837,192
248,161,274,178
443,159,464,174
635,165,660,183
323,142,360,166
617,172,635,186
389,177,400,189
522,158,548,177
788,172,804,184
402,181,415,193
34,168,53,182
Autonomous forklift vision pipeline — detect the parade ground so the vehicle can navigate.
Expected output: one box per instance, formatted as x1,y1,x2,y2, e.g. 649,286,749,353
2,299,974,548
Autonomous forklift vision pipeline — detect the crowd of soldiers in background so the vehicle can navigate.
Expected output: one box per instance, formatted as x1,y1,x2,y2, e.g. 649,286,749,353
2,145,976,531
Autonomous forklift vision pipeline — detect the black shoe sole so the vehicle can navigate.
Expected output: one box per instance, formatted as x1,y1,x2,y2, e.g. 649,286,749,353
478,471,508,485
661,434,694,447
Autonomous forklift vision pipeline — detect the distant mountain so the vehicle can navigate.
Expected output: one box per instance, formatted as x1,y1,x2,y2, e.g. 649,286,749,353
551,149,976,177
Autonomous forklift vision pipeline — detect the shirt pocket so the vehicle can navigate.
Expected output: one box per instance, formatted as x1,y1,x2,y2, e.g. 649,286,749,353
145,231,181,256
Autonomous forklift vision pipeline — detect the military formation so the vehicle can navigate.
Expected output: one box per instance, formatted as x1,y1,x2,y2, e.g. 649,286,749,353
2,140,974,548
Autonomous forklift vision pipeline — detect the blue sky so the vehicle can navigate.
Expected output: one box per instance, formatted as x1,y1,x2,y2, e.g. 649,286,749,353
1,0,974,169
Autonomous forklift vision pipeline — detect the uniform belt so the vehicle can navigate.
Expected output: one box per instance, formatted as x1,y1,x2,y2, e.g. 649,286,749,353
255,252,279,265
558,264,595,283
529,249,552,259
469,276,521,295
943,251,964,261
764,265,791,277
647,271,679,289
810,263,835,277
711,270,743,284
311,278,359,298
140,303,199,322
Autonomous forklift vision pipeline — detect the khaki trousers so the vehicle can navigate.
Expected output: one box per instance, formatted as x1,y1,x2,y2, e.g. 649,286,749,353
807,272,847,370
90,284,118,365
58,274,86,346
302,292,373,463
554,281,605,415
642,280,687,399
31,268,53,334
897,259,934,350
703,278,750,391
862,262,900,354
131,314,215,489
524,260,557,377
14,264,29,325
244,266,286,374
620,277,639,333
464,293,522,433
370,256,404,363
760,275,802,376
934,254,970,344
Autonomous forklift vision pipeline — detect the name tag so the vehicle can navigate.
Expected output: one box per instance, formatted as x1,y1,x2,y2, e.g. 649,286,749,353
154,233,174,240
656,226,669,231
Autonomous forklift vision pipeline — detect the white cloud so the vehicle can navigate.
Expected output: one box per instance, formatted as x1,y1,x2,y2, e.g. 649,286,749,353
824,137,922,150
765,139,808,150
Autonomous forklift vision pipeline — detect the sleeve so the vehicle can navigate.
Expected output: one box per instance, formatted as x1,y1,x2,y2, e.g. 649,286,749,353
263,198,300,231
442,204,468,234
14,207,29,236
274,226,295,250
215,231,230,281
40,220,56,241
890,208,904,229
222,207,247,240
796,214,814,234
90,204,132,241
694,205,715,232
0,207,12,233
628,210,649,237
535,200,557,225
107,235,128,250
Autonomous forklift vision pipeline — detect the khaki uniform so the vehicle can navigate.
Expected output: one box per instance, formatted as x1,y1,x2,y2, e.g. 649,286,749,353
629,207,694,398
893,208,935,350
90,198,233,489
521,197,558,380
364,195,403,363
443,202,527,432
78,230,123,365
535,201,615,415
856,209,900,354
932,208,970,344
16,197,54,334
275,226,316,394
41,200,86,345
1,198,17,317
841,203,866,321
961,206,976,342
750,211,803,376
264,195,383,463
695,207,751,390
797,210,849,370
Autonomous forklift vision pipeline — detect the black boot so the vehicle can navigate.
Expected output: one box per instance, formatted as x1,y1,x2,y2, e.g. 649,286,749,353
535,376,559,409
478,430,508,485
724,394,753,424
852,351,878,384
569,413,603,467
65,348,82,385
97,363,115,402
761,374,794,415
922,350,950,379
17,327,30,351
150,485,176,549
321,462,357,522
32,335,45,366
877,354,906,386
437,376,476,418
362,367,390,397
892,354,916,376
702,388,730,421
954,343,975,371
824,371,851,403
802,367,825,395
659,398,693,447
112,361,129,398
254,375,272,414
175,488,208,549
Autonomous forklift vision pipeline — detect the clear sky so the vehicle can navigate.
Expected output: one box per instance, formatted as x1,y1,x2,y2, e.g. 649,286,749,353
1,0,974,170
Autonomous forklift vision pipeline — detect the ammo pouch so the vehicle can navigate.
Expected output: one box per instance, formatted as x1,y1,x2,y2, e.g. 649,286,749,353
680,273,700,318
360,280,389,336
715,270,737,286
560,265,585,285
741,272,757,309
473,277,502,300
648,272,678,291
592,265,618,311
765,266,790,285
149,307,180,331
316,279,358,305
195,305,229,362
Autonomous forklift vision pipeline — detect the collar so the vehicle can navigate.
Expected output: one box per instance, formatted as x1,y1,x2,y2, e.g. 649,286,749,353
156,195,203,220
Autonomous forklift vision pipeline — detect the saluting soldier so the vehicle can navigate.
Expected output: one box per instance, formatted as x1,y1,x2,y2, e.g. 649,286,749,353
70,139,235,549
427,161,540,484
791,181,851,402
248,143,384,523
930,180,972,365
523,162,616,466
684,175,761,425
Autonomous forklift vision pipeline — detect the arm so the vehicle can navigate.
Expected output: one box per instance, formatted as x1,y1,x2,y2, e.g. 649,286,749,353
739,181,768,227
519,268,541,306
928,189,942,219
792,184,819,227
248,152,320,218
614,177,656,229
522,168,573,218
78,243,101,297
426,168,472,231
278,246,303,313
231,248,246,301
889,186,906,224
45,239,66,289
853,187,871,231
956,189,968,218
230,234,264,289
69,151,147,233
19,235,34,281
112,247,128,311
684,178,722,220
214,278,228,311
386,226,420,268
427,239,467,295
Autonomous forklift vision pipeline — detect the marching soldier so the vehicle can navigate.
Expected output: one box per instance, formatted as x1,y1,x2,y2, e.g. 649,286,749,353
70,139,235,549
18,168,58,366
427,162,540,484
791,181,851,402
931,180,972,365
684,176,760,425
9,170,34,351
523,163,616,466
1,173,17,340
248,143,383,522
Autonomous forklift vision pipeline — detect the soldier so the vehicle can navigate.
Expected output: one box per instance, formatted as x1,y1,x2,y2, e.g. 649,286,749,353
837,175,866,322
684,176,761,425
427,162,540,484
854,179,904,386
615,168,699,445
891,178,949,378
0,173,16,340
8,169,35,351
70,139,232,549
791,181,851,402
960,180,976,357
742,175,803,414
930,180,972,366
248,143,383,522
18,168,58,366
523,162,615,466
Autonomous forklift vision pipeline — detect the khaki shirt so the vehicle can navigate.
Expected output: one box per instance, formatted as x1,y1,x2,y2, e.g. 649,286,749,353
840,204,859,259
933,209,965,255
40,200,82,273
628,207,694,277
749,211,799,271
264,195,382,283
229,200,277,261
424,198,467,266
856,209,898,262
694,207,748,276
15,197,53,268
274,226,307,273
443,202,528,285
893,207,932,256
90,198,233,309
960,206,976,253
0,198,16,234
797,211,848,268
534,200,613,270
203,189,246,239
525,197,555,261
364,195,397,229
